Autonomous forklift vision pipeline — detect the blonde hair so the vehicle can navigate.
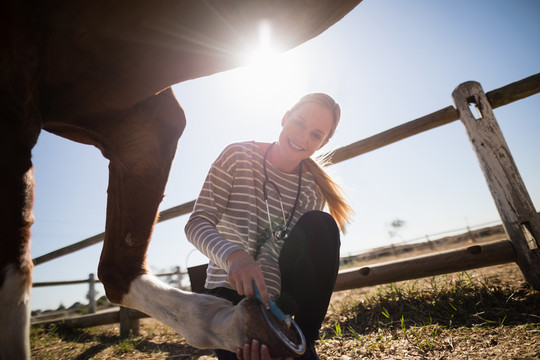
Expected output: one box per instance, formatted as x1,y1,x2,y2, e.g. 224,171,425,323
290,93,353,232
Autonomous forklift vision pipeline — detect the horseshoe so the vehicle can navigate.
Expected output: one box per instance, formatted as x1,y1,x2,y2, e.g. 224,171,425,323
254,286,306,356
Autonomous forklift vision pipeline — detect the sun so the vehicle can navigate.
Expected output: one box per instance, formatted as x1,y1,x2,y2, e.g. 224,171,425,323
244,21,276,67
231,21,308,107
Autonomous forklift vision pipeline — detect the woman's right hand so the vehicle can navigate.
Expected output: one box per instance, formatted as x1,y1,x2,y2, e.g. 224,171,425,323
226,249,270,308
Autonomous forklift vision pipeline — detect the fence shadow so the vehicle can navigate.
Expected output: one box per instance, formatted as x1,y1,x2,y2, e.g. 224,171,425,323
73,343,111,360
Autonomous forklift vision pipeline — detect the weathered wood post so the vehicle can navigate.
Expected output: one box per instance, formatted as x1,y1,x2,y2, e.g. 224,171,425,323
452,81,540,289
119,307,140,338
88,273,96,314
175,266,182,288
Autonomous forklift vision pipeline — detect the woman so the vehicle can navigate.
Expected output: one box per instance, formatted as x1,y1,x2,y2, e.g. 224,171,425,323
185,93,352,360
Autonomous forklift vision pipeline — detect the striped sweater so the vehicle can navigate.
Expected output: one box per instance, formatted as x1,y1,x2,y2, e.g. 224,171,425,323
185,141,325,299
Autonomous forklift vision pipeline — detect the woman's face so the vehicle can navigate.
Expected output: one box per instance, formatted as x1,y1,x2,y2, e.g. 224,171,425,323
277,102,334,162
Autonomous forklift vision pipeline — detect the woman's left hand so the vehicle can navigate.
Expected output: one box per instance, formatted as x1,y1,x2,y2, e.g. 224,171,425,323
236,339,293,360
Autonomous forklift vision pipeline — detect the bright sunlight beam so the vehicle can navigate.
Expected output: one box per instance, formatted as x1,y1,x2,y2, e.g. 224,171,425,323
245,21,276,67
232,21,309,110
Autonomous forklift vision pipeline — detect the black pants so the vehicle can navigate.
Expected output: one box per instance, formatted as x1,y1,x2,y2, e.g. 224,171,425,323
206,210,340,359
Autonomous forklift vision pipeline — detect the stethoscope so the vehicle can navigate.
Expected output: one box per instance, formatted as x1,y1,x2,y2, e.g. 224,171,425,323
262,142,302,244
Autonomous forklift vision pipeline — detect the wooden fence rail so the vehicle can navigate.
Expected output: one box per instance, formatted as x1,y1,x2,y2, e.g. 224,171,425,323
334,239,515,291
32,268,183,289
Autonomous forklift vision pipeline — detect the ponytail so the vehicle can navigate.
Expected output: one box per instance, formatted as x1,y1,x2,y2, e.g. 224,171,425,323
303,156,353,233
289,93,353,232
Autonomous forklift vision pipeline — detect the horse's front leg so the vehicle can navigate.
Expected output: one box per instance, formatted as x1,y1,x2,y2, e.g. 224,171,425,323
73,89,246,351
122,274,248,351
94,89,186,304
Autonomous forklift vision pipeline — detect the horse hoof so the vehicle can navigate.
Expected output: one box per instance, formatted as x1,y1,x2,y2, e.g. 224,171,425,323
240,297,306,358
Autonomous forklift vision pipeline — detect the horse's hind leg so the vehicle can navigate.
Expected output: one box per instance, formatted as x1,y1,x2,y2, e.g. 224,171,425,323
0,115,40,360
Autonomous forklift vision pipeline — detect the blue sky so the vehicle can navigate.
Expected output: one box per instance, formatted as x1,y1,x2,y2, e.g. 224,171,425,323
30,0,540,311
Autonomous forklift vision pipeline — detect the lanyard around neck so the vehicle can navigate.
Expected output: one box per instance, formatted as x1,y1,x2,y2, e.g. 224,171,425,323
262,142,302,242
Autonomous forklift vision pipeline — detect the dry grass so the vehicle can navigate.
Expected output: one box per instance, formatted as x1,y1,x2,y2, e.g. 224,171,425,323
31,263,540,359
321,263,539,359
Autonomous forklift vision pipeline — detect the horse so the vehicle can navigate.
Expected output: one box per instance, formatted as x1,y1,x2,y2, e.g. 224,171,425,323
0,1,361,358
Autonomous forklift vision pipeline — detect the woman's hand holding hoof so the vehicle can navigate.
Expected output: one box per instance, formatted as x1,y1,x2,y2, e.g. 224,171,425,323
236,339,293,360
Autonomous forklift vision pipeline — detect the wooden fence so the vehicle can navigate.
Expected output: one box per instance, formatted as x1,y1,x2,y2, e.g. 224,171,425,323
31,268,184,337
32,268,183,313
31,72,540,336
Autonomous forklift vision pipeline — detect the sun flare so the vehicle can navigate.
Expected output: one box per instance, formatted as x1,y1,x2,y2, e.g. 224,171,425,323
231,21,308,109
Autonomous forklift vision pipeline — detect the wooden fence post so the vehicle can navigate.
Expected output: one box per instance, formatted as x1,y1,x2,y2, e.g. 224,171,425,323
452,81,540,289
88,273,96,314
175,266,182,288
119,307,140,338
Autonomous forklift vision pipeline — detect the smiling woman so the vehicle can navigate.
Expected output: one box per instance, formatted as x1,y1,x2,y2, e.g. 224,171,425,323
184,91,352,360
